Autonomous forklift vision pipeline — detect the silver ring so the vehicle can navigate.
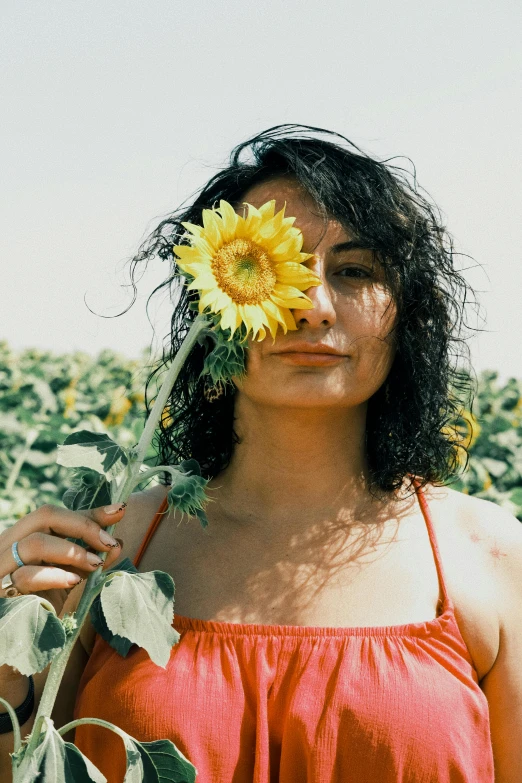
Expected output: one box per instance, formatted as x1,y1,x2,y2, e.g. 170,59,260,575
11,542,25,568
1,573,22,598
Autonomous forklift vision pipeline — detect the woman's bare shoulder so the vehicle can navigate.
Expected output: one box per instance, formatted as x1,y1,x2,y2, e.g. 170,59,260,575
114,483,171,564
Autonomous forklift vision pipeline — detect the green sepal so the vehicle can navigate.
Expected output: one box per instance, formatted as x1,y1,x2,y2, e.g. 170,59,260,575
195,508,208,529
0,596,66,676
164,460,209,526
57,430,129,480
198,324,248,386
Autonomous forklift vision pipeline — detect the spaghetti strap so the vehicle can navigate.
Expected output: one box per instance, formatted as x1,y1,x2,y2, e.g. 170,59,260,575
412,478,451,612
133,493,169,569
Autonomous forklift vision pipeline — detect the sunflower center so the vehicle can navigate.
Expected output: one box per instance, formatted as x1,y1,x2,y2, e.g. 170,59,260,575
211,238,277,305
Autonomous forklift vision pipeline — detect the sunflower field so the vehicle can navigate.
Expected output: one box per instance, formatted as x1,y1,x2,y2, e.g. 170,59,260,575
1,339,522,533
0,340,159,533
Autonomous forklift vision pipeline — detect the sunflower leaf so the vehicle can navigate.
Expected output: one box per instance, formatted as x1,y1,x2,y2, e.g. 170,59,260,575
99,570,179,668
57,430,129,480
139,738,197,783
0,595,66,675
62,468,113,511
15,718,107,783
89,558,140,657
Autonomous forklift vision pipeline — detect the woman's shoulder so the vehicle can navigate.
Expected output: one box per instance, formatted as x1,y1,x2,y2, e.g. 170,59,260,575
114,483,171,565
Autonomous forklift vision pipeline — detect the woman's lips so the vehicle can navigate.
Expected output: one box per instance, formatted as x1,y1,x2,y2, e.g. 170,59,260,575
275,352,347,366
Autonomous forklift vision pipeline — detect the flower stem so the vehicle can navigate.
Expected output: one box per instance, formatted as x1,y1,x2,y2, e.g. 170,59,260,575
114,314,209,504
20,314,209,764
0,697,21,753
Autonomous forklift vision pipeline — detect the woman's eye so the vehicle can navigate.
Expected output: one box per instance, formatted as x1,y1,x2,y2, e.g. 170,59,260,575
337,267,371,279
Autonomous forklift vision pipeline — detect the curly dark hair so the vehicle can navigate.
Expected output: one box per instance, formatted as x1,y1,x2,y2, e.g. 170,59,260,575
125,124,481,500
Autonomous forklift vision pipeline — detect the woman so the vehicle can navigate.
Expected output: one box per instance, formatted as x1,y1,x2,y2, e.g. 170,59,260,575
1,125,519,781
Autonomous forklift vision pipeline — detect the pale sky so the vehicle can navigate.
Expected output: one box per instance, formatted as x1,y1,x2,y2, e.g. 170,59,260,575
2,0,521,384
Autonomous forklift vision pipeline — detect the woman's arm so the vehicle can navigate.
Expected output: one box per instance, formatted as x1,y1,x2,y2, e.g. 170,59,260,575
478,503,522,782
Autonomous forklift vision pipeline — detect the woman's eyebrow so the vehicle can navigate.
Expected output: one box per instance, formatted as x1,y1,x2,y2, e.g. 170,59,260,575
330,240,374,253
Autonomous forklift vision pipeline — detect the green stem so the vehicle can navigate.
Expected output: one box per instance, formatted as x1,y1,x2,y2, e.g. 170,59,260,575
57,716,124,738
5,428,40,493
0,696,21,753
116,315,208,504
23,314,209,762
24,580,105,759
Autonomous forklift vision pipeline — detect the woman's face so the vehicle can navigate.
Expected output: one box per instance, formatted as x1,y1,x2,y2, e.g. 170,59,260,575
233,176,398,410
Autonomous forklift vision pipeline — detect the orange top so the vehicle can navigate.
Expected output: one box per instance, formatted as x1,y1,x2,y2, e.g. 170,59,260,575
74,481,495,782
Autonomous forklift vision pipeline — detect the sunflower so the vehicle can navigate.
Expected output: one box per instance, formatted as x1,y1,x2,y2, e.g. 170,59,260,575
442,409,481,468
173,199,321,341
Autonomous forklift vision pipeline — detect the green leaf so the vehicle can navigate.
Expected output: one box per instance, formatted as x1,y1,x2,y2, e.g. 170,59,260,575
63,742,107,782
0,596,65,675
89,558,139,657
57,430,129,480
16,718,106,783
140,739,197,783
62,469,113,511
75,722,197,783
118,732,159,783
100,571,180,667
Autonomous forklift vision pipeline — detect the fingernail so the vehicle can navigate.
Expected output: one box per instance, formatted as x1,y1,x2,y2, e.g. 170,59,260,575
99,530,119,547
87,553,104,567
104,503,123,515
67,574,82,585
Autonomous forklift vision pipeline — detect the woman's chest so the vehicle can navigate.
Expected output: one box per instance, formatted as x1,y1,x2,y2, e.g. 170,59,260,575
133,486,501,684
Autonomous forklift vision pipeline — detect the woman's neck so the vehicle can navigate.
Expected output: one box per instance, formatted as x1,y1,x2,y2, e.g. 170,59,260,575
208,399,389,533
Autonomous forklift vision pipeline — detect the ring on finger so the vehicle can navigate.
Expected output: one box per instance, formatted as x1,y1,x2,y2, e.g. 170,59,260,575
2,573,22,598
11,541,26,569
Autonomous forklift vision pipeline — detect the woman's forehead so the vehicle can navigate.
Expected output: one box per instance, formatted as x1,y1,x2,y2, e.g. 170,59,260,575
238,177,355,244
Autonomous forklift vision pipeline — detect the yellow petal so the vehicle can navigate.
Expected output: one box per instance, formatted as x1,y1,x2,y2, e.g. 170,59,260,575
199,288,221,309
186,273,216,291
213,289,233,310
219,304,240,334
270,292,314,309
275,262,320,288
271,237,301,259
180,221,203,238
273,283,312,300
218,200,239,242
258,200,276,219
173,244,199,261
201,209,224,250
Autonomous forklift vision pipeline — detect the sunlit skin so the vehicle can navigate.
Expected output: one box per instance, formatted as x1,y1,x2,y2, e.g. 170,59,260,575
207,176,404,537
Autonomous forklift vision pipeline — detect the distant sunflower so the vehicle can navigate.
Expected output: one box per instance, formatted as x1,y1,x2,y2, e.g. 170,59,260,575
173,199,321,341
443,409,481,468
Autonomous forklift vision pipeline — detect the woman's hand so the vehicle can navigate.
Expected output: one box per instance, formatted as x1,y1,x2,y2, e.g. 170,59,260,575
0,503,126,617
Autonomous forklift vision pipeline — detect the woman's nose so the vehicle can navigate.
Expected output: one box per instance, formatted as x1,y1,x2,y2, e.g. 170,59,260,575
293,276,337,328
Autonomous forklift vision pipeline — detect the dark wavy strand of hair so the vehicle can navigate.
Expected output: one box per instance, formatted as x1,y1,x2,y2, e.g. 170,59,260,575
125,124,481,501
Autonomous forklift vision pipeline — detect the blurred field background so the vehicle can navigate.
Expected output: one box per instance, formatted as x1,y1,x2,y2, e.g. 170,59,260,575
2,339,522,532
